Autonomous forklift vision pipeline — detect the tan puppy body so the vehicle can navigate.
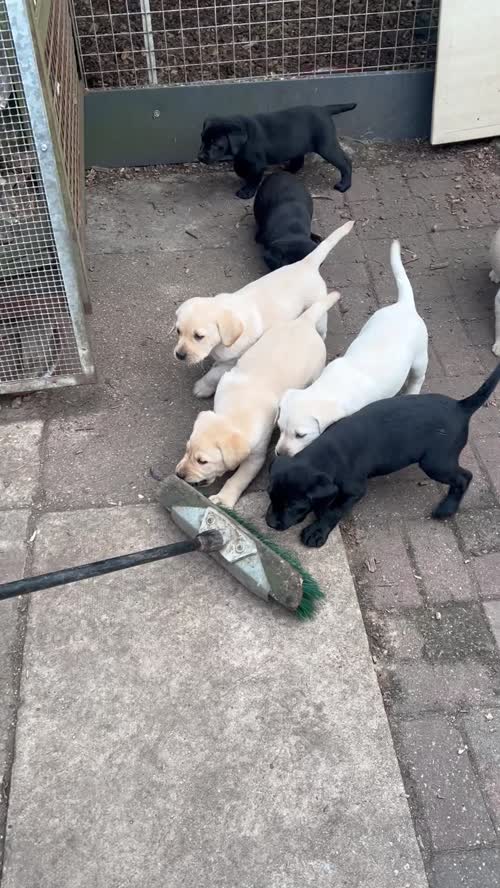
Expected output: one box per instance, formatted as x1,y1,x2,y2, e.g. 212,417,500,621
176,292,340,507
173,221,354,397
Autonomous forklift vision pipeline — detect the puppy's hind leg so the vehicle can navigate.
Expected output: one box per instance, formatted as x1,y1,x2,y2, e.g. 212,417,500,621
317,138,352,193
285,155,305,174
420,455,472,519
492,287,500,357
405,349,428,395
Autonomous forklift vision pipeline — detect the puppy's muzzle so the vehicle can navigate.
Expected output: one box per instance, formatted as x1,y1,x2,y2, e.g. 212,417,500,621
175,349,187,361
265,506,284,531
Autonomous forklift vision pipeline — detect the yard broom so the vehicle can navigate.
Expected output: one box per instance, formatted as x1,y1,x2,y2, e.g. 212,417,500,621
0,476,323,619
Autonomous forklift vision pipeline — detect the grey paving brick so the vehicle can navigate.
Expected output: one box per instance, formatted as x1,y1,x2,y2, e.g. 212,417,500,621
370,613,425,659
430,848,500,888
463,710,500,829
345,167,378,202
389,660,500,715
474,437,500,501
364,235,440,277
353,199,428,240
0,421,43,508
0,511,29,837
352,474,443,525
456,509,500,557
429,319,484,376
353,523,421,609
469,553,500,600
407,521,473,603
484,601,500,649
397,717,496,851
458,444,495,512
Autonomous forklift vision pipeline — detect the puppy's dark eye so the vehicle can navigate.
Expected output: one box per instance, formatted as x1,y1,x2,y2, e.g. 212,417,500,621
194,332,205,341
176,327,180,334
295,432,306,439
197,456,207,465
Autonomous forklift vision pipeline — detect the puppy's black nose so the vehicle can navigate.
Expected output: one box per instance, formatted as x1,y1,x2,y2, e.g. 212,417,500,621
175,350,186,361
176,469,186,479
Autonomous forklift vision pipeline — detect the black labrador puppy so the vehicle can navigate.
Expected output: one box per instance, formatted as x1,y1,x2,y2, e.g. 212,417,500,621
198,103,356,199
253,172,322,270
266,365,500,548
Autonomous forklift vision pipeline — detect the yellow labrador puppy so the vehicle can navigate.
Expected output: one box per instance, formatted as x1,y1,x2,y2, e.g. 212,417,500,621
173,221,353,398
176,290,340,508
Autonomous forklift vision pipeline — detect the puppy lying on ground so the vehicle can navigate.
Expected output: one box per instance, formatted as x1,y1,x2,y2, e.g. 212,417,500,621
266,364,500,547
276,240,428,456
175,291,339,508
198,104,356,198
490,227,500,356
253,171,322,271
174,221,353,398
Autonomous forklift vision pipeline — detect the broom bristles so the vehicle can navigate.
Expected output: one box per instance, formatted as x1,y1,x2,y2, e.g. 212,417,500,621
220,507,324,619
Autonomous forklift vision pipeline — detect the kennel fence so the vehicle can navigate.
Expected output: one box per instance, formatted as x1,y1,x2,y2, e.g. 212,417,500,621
0,0,93,394
72,0,440,90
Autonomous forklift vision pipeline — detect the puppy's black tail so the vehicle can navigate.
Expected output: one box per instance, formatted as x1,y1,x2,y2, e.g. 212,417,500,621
325,103,357,115
459,364,500,415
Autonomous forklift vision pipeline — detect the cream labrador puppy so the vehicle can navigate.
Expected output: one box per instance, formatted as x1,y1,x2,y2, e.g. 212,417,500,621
490,227,500,357
173,220,353,398
276,239,428,457
175,290,340,508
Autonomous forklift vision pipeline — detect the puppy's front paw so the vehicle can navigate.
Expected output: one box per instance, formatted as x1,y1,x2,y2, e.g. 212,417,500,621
209,492,237,509
334,179,351,194
236,185,257,200
301,522,330,548
489,269,500,284
492,340,500,357
193,378,215,398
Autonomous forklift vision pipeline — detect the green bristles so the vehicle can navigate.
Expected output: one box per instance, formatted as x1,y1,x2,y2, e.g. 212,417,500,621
220,506,324,619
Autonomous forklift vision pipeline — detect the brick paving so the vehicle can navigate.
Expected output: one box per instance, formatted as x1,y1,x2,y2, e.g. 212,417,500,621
337,141,500,886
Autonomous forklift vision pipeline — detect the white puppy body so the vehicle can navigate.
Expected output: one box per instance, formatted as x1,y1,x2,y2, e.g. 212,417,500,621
276,240,428,457
175,292,340,507
490,227,500,356
173,221,353,397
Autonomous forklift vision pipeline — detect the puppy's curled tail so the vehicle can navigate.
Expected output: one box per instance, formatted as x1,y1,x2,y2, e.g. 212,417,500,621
390,240,416,307
301,221,354,270
301,291,341,327
459,363,500,415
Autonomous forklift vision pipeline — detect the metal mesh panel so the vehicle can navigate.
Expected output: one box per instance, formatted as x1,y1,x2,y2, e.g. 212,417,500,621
0,0,84,386
45,0,85,243
72,0,440,89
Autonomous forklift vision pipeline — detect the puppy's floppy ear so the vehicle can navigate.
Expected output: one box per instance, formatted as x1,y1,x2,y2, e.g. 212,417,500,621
217,427,251,471
227,123,247,155
311,399,345,435
216,309,243,347
307,471,338,504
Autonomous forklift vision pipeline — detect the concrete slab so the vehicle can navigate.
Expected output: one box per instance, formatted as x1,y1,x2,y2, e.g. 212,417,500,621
0,421,43,508
3,497,426,888
0,511,29,857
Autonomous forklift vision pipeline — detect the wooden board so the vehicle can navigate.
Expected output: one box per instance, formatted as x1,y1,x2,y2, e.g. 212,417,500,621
431,0,500,145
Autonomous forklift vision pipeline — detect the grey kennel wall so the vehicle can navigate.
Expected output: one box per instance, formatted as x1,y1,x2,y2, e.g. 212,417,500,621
72,1,440,167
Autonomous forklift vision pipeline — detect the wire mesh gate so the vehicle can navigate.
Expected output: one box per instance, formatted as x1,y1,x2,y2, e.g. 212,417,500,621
72,0,440,89
0,0,93,394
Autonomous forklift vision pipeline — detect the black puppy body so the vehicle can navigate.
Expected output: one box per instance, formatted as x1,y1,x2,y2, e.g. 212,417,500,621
199,104,356,199
253,172,322,270
266,365,500,548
